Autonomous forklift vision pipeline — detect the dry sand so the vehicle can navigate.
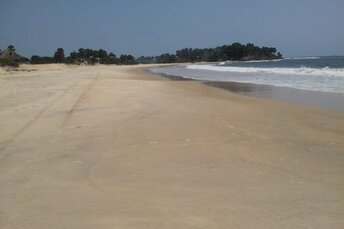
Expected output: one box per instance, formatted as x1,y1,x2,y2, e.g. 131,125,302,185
0,64,343,229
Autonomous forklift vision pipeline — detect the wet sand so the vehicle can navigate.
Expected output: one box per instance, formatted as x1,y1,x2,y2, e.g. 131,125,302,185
0,64,343,229
204,81,344,112
152,69,344,112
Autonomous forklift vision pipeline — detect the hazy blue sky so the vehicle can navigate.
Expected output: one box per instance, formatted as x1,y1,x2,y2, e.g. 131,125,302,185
0,0,343,57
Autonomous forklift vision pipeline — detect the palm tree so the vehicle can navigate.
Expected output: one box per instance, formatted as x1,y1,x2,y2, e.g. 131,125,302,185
8,45,15,52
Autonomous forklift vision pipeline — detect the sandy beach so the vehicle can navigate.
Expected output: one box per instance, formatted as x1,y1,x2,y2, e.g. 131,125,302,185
0,64,343,228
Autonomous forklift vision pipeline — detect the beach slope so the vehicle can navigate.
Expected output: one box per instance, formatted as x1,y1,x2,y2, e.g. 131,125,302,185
0,64,343,229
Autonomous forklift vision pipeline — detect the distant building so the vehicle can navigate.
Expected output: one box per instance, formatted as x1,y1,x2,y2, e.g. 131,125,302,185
0,46,28,62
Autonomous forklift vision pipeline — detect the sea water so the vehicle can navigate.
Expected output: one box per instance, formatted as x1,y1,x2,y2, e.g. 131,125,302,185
150,56,344,94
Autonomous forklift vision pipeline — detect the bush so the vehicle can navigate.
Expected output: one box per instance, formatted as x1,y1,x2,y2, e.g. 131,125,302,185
0,58,10,66
7,61,19,67
0,58,19,67
30,55,54,64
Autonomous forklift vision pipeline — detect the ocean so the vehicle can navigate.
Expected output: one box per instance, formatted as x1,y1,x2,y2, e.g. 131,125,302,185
150,56,344,94
149,56,344,111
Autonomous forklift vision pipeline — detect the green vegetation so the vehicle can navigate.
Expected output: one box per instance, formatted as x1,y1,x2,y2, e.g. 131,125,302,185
1,42,282,67
138,42,282,64
0,58,19,67
29,48,136,65
7,45,15,52
0,45,27,67
30,48,64,64
29,42,281,65
0,58,10,66
30,56,54,64
54,48,65,62
65,48,137,65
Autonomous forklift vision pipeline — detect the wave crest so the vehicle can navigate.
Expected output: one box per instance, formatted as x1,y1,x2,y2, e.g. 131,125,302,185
186,64,344,77
285,56,321,60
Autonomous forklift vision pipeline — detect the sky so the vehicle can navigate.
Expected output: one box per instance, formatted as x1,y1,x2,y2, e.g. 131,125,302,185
0,0,343,58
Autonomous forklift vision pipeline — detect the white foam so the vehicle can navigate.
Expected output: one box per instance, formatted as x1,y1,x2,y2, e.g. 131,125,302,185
187,64,344,77
150,60,344,94
241,59,283,63
217,59,282,65
286,56,321,60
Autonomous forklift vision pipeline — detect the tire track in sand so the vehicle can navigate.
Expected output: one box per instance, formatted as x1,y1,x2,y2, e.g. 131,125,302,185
0,82,78,152
60,72,99,128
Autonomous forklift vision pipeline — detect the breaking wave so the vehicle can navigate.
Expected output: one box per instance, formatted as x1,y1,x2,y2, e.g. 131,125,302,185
285,56,321,60
186,64,344,77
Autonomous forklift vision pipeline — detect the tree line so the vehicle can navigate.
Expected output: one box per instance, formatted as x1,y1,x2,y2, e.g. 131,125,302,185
31,42,282,65
30,48,136,65
138,42,282,64
2,42,283,66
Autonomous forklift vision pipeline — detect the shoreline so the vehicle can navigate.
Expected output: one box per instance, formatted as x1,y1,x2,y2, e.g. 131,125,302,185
147,67,344,112
1,64,343,228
